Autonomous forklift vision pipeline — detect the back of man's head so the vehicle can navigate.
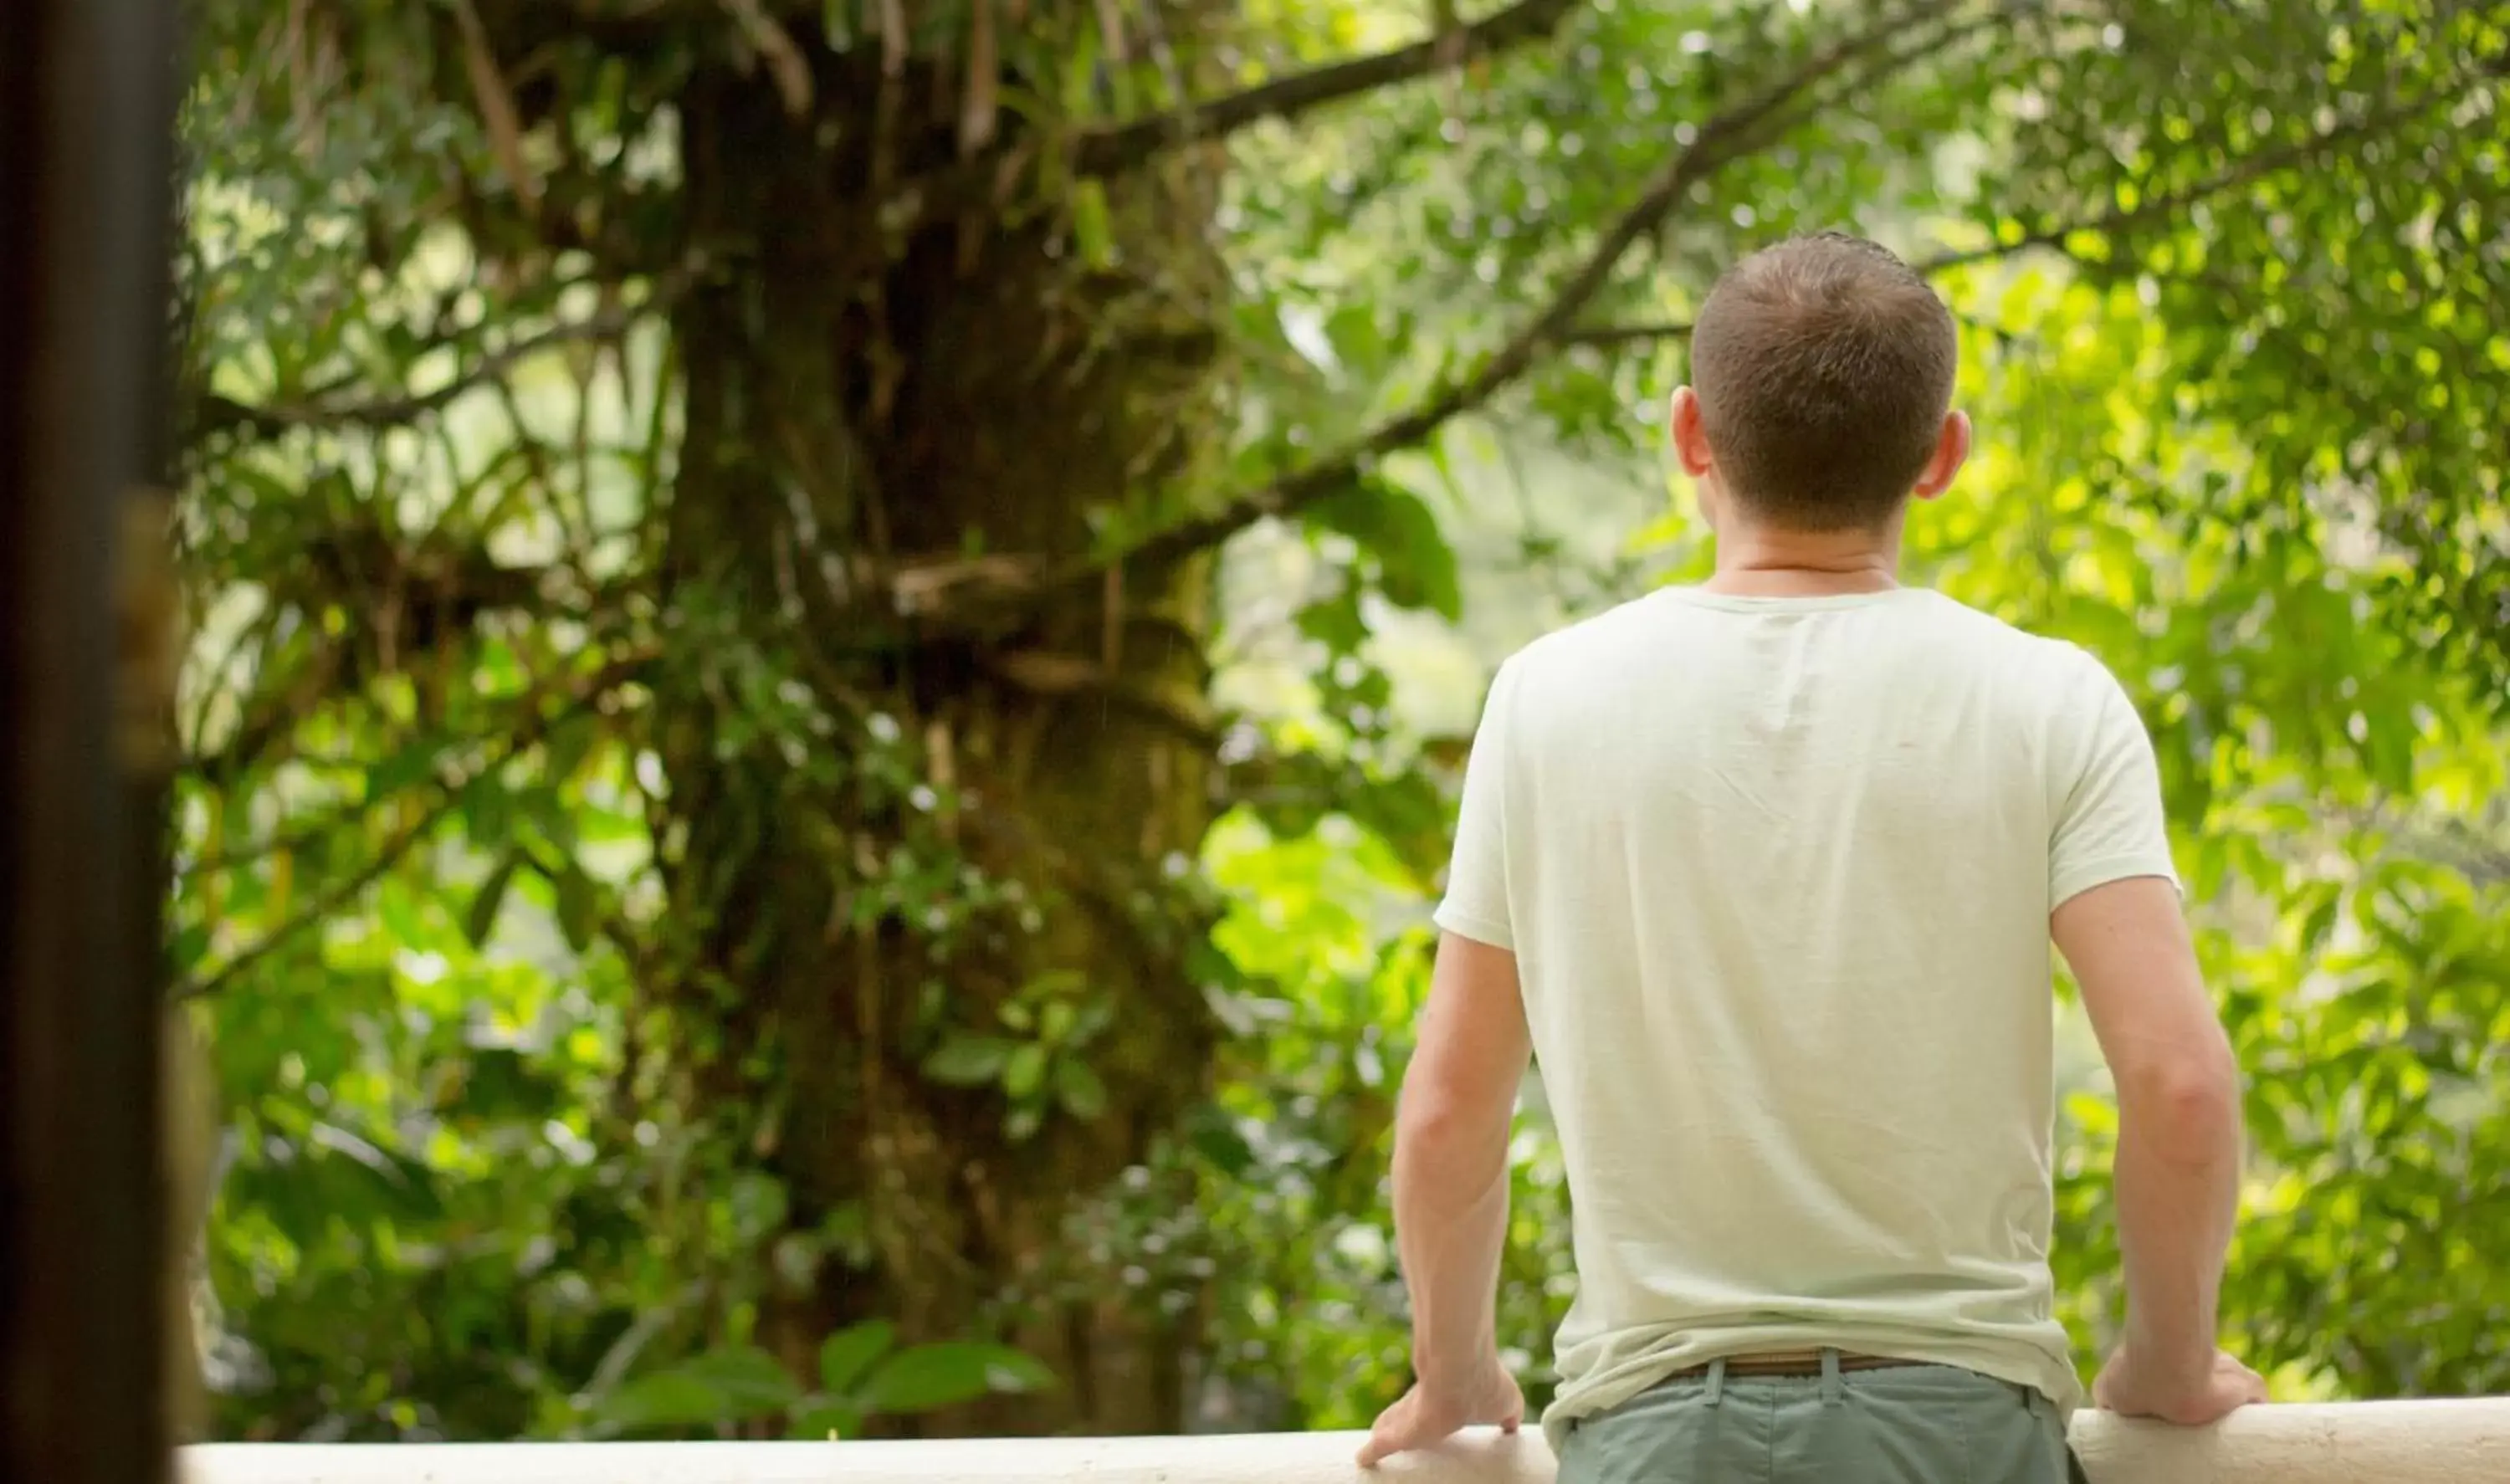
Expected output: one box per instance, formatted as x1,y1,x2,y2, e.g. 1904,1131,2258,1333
1688,232,1959,532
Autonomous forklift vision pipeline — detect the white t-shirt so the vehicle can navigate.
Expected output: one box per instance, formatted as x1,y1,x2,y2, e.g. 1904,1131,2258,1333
1432,585,2177,1449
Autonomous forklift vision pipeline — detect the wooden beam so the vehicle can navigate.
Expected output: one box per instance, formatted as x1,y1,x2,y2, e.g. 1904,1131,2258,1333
175,1404,2510,1484
0,1,182,1482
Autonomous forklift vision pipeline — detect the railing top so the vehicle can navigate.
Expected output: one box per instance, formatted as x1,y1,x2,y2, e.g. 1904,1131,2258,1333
180,1400,2510,1484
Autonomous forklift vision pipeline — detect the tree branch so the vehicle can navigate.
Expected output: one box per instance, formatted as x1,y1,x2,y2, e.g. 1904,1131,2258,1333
168,652,653,1003
197,305,647,442
1069,0,1581,176
194,258,700,443
1557,320,1694,351
896,0,1581,228
1038,0,1992,587
983,649,1223,755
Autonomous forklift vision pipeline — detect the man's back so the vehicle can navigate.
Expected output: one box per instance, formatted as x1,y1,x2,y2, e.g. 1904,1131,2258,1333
1435,585,2175,1442
1358,234,2256,1480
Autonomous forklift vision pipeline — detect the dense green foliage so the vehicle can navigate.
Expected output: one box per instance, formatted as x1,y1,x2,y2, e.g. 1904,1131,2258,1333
174,0,2507,1442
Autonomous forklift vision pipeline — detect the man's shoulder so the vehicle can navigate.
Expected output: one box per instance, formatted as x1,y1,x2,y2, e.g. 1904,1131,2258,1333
1488,592,1672,690
1900,590,2109,676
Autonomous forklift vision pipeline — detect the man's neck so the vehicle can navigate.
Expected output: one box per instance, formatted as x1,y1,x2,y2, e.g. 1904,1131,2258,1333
1701,521,1903,598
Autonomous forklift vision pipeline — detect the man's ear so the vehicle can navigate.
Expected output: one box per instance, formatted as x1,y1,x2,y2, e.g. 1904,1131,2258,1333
1911,409,1972,501
1669,386,1715,478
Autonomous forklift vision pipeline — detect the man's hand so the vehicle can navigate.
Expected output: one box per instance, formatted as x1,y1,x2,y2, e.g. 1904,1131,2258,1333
1355,1361,1524,1468
2093,1345,2267,1425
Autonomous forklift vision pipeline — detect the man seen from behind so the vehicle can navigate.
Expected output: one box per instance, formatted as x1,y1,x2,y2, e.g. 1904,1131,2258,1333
1360,232,2266,1482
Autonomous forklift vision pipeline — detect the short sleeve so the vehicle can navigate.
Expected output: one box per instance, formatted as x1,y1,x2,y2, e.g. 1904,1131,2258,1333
2050,653,2180,910
1432,659,1518,950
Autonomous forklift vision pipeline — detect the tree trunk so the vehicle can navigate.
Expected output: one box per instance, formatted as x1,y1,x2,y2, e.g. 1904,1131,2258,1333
648,51,1230,1435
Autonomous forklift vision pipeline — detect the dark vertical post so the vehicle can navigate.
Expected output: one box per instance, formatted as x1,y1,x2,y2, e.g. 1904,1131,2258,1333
0,1,182,1482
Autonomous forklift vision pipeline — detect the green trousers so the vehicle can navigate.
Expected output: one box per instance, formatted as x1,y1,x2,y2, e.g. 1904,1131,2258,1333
1555,1353,2083,1484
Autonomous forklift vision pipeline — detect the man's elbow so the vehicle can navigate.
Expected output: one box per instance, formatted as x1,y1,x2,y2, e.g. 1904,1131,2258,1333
1393,1087,1509,1173
2118,1033,2243,1159
1396,1090,1483,1149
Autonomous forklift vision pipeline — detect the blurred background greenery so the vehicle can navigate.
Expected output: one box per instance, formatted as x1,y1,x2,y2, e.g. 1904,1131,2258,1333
168,0,2507,1446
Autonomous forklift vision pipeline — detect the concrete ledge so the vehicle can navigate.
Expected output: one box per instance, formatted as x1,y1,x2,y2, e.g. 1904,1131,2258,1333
180,1401,2510,1484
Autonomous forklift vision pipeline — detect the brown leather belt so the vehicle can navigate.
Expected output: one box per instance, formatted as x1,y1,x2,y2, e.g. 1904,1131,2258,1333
1670,1350,1912,1380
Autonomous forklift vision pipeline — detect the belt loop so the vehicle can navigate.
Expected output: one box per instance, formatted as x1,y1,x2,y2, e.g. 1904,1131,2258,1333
1704,1357,1727,1408
1819,1348,1844,1405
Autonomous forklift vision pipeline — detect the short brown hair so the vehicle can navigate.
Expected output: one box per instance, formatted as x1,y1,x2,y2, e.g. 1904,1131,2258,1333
1688,232,1958,530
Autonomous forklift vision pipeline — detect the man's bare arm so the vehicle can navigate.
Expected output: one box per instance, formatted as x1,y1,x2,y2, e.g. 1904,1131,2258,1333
1357,931,1531,1466
2054,875,2264,1424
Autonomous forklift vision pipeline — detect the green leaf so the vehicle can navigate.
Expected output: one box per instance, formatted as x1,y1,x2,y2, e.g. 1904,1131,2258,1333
592,1348,802,1435
859,1343,1054,1416
588,1371,723,1437
450,1046,565,1121
170,921,212,974
1324,304,1397,381
1068,999,1114,1046
366,739,442,799
463,784,514,851
464,852,521,947
818,1321,896,1394
1306,479,1462,620
1072,180,1114,269
1053,1059,1108,1120
1294,581,1369,656
1003,1043,1048,1099
542,714,597,785
305,1121,442,1221
553,865,597,953
922,1036,1015,1087
1184,1103,1257,1178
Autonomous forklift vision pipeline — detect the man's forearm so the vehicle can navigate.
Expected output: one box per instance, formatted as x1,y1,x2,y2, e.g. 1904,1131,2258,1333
2113,1063,2243,1365
1392,1100,1514,1384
